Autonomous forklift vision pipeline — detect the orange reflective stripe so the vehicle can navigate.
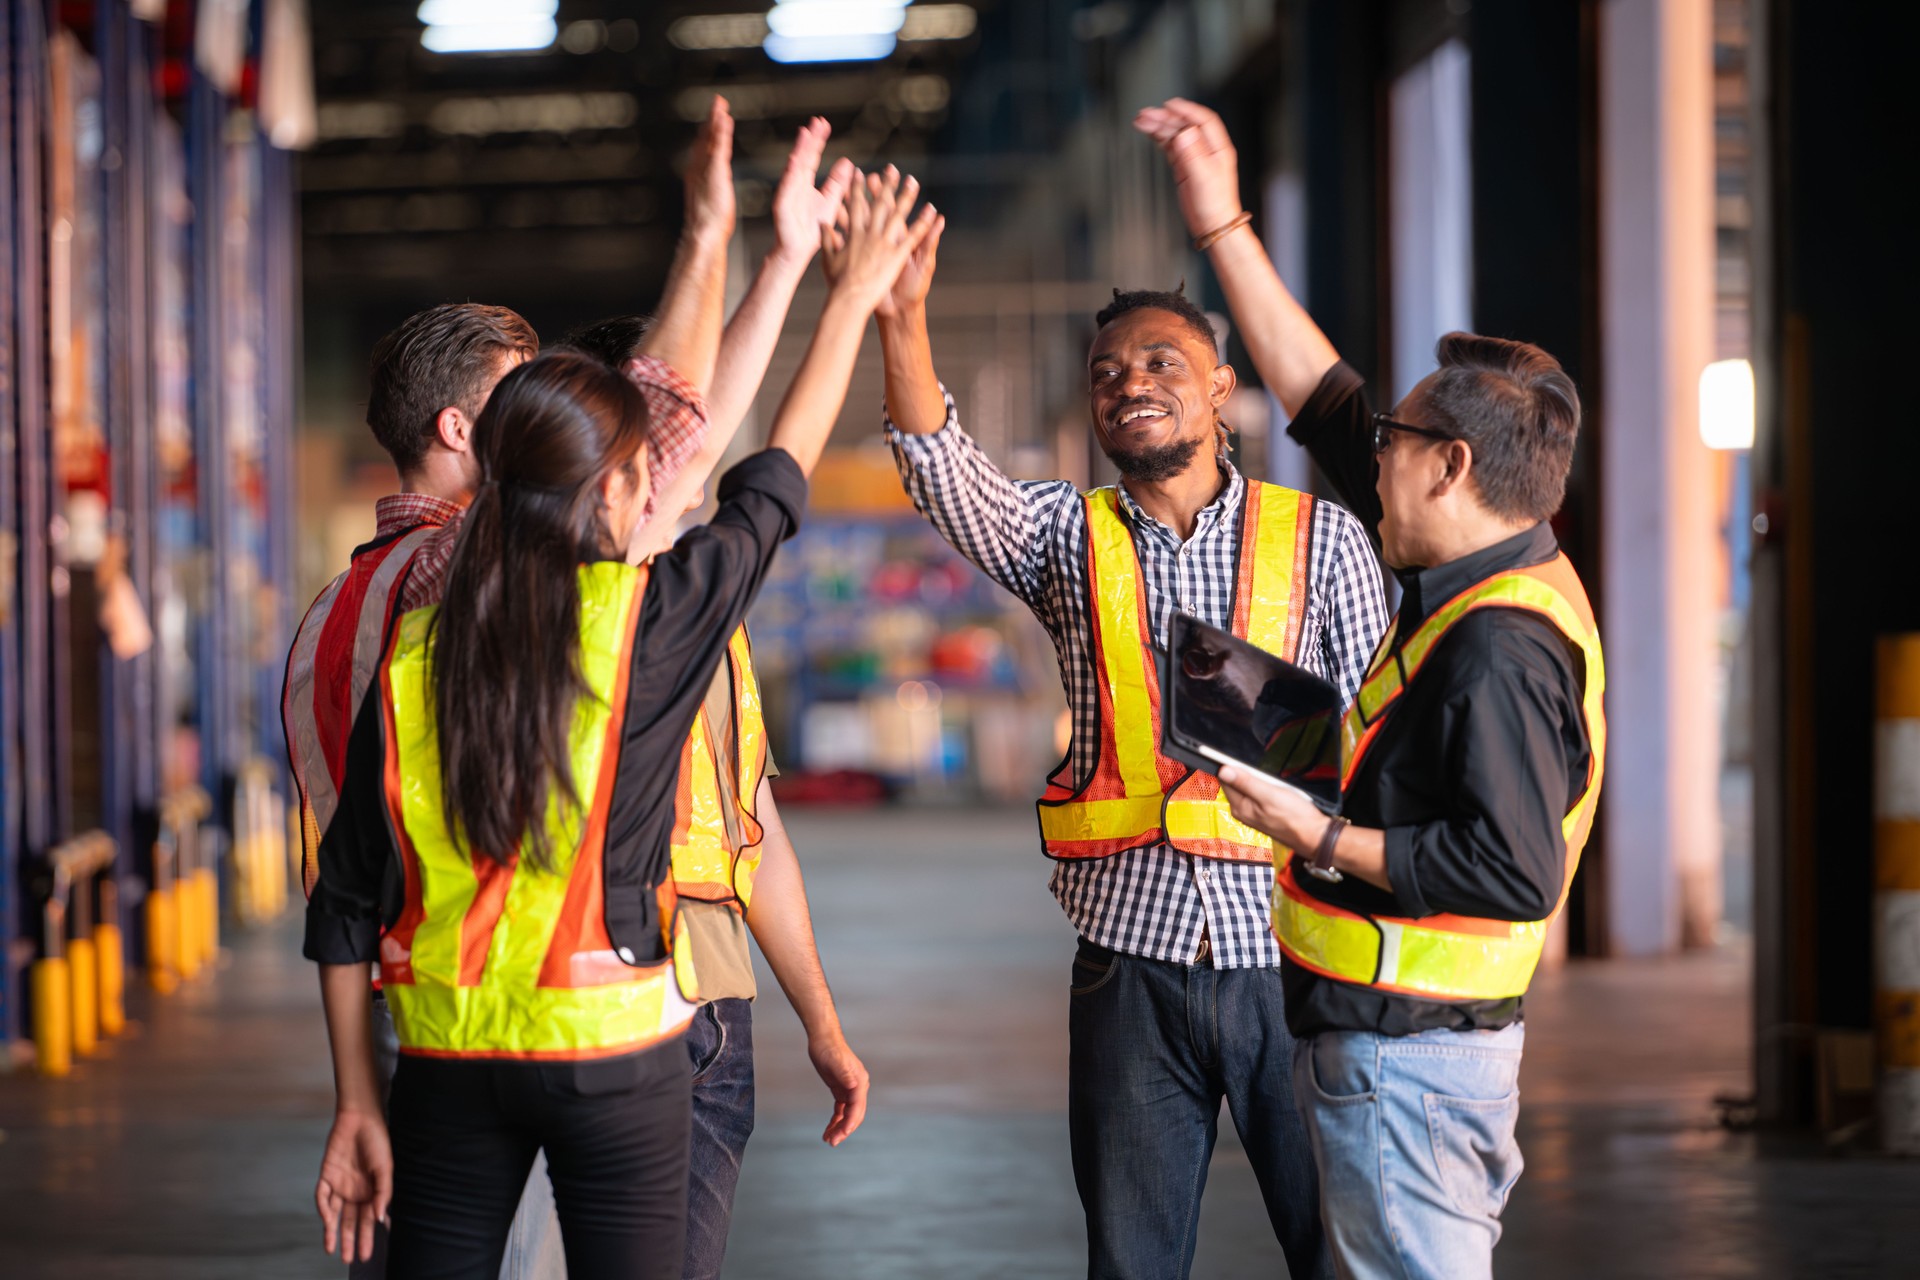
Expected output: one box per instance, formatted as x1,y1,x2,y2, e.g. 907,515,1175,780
668,626,769,911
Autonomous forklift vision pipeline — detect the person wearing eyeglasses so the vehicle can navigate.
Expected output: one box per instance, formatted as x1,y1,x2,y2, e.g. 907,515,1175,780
1139,99,1606,1280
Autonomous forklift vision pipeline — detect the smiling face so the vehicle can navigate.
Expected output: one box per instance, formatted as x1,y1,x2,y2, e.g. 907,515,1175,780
1088,308,1235,484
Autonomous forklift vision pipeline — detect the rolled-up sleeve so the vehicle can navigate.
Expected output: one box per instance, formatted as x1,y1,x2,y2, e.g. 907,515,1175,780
885,387,1067,611
625,354,711,523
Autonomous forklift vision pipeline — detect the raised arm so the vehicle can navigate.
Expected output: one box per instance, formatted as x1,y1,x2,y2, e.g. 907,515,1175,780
627,121,854,561
640,96,735,396
1134,99,1339,418
706,120,855,434
766,168,939,476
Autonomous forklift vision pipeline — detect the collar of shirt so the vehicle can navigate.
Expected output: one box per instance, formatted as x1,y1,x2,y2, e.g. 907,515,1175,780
1113,463,1245,546
373,492,463,540
1395,520,1560,634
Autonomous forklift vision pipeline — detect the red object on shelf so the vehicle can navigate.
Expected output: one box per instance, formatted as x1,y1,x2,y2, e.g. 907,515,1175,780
769,770,893,808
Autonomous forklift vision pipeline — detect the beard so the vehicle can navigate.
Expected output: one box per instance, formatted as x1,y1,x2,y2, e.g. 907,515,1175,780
1101,434,1203,483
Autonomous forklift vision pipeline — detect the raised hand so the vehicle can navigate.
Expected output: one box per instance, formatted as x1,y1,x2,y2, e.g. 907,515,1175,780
770,117,856,267
1133,98,1242,240
685,95,736,242
820,165,940,317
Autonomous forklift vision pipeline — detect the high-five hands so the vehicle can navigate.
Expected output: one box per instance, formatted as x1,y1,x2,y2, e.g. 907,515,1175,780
1134,98,1243,242
685,95,737,242
820,165,941,316
771,117,857,267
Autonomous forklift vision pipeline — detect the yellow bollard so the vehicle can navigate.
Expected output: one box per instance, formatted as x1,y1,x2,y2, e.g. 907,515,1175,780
69,935,99,1057
147,881,178,994
32,957,73,1077
97,920,126,1037
199,866,220,963
176,873,203,980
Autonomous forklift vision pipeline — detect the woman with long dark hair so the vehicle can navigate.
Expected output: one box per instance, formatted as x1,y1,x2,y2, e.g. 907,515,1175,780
304,171,938,1279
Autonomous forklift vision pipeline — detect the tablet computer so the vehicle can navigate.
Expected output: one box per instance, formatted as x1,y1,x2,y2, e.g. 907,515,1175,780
1161,612,1344,815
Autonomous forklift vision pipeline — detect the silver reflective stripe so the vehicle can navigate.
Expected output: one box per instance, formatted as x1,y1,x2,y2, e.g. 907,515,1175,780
1374,919,1404,988
349,528,437,736
286,572,349,838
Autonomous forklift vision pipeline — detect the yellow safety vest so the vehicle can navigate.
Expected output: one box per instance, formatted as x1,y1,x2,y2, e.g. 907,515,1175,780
669,626,769,911
1272,552,1607,1002
378,562,695,1060
1037,481,1316,863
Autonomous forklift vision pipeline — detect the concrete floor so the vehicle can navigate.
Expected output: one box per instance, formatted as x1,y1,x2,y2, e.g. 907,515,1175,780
3,806,1916,1278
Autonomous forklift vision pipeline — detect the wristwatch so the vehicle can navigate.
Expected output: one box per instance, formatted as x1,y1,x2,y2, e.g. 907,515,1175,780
1305,815,1349,884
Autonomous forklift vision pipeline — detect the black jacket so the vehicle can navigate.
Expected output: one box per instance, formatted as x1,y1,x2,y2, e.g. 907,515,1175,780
1282,363,1592,1037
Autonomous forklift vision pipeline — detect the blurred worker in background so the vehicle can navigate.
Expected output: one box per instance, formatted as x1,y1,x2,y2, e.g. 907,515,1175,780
284,105,857,1280
1139,99,1605,1280
303,153,936,1277
869,140,1386,1272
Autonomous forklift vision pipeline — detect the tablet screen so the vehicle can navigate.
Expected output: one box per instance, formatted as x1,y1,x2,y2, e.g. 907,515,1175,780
1166,613,1343,810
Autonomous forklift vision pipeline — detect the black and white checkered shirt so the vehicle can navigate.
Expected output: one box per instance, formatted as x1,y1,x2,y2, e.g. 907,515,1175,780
888,391,1389,968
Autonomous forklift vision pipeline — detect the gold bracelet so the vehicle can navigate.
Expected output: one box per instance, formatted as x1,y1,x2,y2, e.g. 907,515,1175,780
1193,210,1253,252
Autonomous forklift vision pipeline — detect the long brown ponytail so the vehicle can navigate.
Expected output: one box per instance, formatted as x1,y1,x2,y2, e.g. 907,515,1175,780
431,351,650,870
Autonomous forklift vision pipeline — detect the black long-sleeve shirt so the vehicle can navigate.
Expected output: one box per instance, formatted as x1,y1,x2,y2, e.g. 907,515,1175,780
303,449,808,971
1282,363,1592,1037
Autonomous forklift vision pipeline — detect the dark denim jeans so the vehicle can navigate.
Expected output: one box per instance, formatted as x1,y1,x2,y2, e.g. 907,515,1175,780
682,998,756,1280
1067,938,1331,1280
501,998,756,1280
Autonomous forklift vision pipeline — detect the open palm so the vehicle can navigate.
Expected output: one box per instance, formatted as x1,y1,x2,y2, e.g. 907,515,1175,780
771,117,855,263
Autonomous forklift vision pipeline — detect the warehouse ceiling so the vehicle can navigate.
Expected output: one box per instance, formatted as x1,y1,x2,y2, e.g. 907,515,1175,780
300,1,998,306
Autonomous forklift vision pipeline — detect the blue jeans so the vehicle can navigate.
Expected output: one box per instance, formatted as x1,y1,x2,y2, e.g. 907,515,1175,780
1067,939,1331,1280
1293,1023,1526,1280
500,998,756,1280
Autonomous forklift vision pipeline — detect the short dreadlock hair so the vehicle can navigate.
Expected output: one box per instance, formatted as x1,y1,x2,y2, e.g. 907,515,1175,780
1092,285,1233,465
1093,285,1219,359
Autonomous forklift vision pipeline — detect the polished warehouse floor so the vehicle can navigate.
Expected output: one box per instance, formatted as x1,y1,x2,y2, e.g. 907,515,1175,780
2,808,1915,1278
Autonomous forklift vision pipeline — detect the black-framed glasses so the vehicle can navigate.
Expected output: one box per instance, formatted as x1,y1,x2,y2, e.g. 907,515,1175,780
1371,411,1457,455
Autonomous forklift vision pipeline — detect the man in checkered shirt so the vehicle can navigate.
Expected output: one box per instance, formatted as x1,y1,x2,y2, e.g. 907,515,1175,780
877,218,1386,1280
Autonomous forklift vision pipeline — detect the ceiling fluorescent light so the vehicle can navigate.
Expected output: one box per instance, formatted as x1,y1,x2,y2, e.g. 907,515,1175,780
766,1,908,40
418,0,557,54
669,13,771,51
422,19,557,53
764,32,897,63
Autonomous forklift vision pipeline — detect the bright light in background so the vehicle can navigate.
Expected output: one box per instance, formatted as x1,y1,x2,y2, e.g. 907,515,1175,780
1699,358,1755,450
418,0,557,54
765,0,905,63
670,5,977,53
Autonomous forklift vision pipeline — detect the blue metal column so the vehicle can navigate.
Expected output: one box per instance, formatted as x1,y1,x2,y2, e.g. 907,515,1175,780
97,0,148,936
1,0,21,1049
186,70,233,910
11,0,56,1042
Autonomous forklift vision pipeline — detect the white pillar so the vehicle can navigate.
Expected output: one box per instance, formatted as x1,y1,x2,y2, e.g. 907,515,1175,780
1600,0,1721,955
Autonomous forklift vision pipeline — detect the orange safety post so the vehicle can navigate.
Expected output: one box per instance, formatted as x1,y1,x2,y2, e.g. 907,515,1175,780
1876,634,1920,1153
147,828,179,994
97,877,126,1038
31,899,72,1078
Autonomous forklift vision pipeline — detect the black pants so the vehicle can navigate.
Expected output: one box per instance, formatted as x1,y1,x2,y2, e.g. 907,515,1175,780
386,1039,692,1280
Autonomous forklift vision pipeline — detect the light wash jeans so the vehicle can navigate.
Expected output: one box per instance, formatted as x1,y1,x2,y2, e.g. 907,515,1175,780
1293,1022,1526,1280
